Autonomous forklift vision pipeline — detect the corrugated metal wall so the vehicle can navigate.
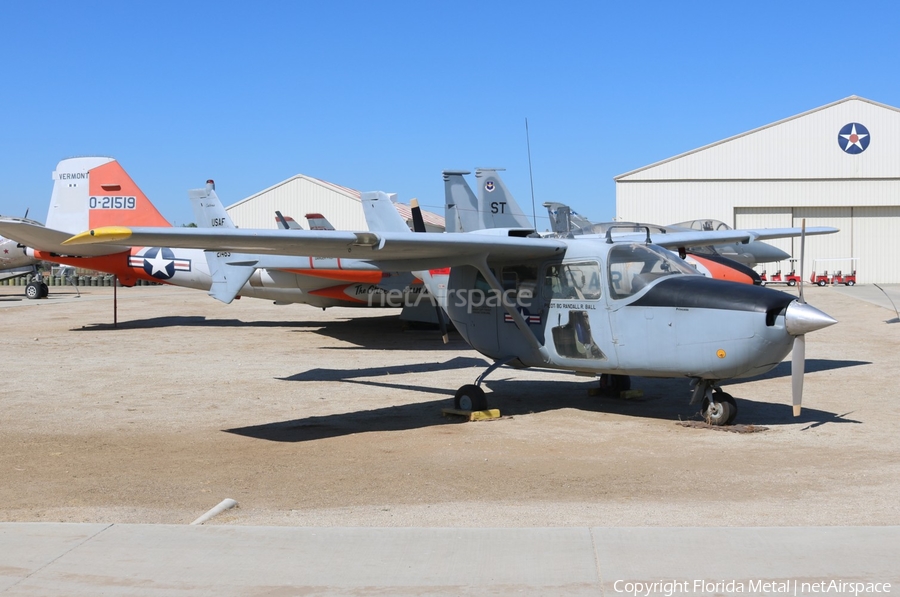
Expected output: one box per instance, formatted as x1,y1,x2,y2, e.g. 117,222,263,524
851,207,900,284
227,176,367,230
615,97,900,283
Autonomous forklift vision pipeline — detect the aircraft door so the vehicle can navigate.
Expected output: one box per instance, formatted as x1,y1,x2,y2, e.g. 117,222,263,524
541,261,615,368
495,264,545,357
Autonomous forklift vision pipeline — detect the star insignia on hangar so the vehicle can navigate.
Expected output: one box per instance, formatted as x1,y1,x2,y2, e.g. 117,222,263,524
837,122,870,154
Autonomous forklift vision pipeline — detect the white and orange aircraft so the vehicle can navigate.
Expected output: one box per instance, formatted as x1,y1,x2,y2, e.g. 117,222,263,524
0,157,426,309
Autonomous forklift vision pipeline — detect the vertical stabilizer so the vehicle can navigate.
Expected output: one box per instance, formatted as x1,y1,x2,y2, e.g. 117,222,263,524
189,181,236,229
275,212,304,230
361,191,409,233
46,157,171,233
190,183,254,304
441,170,476,233
305,214,335,231
474,168,532,229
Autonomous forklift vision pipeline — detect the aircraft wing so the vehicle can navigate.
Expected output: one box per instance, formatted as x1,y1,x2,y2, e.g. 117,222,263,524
65,226,568,269
738,227,838,242
611,227,838,250
0,218,132,257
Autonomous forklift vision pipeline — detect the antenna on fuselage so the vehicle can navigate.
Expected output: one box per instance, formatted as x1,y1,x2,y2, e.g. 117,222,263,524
525,118,537,230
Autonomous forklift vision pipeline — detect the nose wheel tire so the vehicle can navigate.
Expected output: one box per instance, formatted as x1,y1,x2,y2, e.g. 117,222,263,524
454,384,487,411
701,392,738,426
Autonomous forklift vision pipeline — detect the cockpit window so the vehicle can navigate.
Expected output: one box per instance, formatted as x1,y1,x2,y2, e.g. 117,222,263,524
544,261,602,301
608,244,696,299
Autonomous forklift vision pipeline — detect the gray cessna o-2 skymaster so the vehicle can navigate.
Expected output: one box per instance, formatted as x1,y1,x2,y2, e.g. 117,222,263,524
64,192,837,425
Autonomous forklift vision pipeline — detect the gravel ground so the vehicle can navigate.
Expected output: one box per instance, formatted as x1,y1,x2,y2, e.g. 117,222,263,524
1,283,898,527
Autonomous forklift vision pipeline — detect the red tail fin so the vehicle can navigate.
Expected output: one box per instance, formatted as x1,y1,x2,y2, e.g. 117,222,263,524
87,160,171,229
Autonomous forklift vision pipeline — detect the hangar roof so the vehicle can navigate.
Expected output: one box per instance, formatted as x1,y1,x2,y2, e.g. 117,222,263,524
228,173,444,229
615,96,900,182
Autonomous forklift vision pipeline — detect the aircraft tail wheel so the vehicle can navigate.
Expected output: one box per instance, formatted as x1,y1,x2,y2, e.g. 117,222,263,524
454,384,487,411
702,392,737,426
25,282,42,300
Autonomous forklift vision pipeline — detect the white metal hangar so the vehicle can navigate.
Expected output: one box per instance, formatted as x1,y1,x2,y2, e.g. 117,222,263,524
225,173,444,232
615,96,900,284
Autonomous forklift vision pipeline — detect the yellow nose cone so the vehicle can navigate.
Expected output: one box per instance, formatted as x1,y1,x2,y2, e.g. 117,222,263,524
63,226,134,245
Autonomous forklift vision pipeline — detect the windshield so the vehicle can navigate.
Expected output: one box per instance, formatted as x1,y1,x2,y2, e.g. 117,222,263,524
608,244,697,299
673,219,732,232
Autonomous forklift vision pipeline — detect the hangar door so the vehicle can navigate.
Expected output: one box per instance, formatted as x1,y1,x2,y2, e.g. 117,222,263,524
792,208,853,282
735,207,853,280
852,207,900,284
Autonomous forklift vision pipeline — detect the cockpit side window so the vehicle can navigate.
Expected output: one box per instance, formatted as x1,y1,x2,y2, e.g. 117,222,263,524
543,261,602,301
607,244,696,299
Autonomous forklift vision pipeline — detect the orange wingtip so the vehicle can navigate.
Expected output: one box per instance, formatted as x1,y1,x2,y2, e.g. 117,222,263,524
63,226,134,245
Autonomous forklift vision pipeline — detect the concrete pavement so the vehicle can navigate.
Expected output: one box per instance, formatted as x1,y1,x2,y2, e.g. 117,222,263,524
1,524,897,595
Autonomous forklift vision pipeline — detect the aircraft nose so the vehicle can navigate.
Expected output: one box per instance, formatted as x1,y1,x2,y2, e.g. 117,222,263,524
784,301,837,336
761,245,792,262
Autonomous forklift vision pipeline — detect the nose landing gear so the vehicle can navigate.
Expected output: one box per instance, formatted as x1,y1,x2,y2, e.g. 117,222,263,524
691,379,738,426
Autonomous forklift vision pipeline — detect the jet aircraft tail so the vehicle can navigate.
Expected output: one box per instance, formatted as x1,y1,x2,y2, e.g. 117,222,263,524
46,157,171,234
0,157,172,259
474,168,532,230
442,169,533,232
305,214,335,230
189,181,255,304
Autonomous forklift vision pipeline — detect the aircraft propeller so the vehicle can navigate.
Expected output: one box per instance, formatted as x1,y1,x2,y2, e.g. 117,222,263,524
410,199,449,344
784,219,835,416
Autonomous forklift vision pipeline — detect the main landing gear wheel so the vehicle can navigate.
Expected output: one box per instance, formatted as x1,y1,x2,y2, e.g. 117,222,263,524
454,384,487,411
40,282,49,297
701,391,738,426
25,282,42,300
598,374,631,395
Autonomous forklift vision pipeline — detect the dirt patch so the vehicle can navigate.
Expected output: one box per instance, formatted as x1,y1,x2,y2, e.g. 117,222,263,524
1,285,897,526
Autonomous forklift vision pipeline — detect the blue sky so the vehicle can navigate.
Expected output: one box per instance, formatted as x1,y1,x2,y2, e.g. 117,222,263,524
2,1,898,228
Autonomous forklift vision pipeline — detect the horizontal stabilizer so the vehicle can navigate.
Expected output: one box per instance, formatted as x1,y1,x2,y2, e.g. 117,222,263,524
205,252,257,304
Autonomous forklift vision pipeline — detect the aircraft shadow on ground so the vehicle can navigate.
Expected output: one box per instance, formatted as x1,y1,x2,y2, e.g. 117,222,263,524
226,362,863,443
72,314,463,350
738,358,870,382
279,356,488,383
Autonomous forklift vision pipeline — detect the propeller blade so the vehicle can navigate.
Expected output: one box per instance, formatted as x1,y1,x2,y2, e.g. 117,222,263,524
791,334,806,416
436,305,449,344
410,198,427,233
798,219,806,304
